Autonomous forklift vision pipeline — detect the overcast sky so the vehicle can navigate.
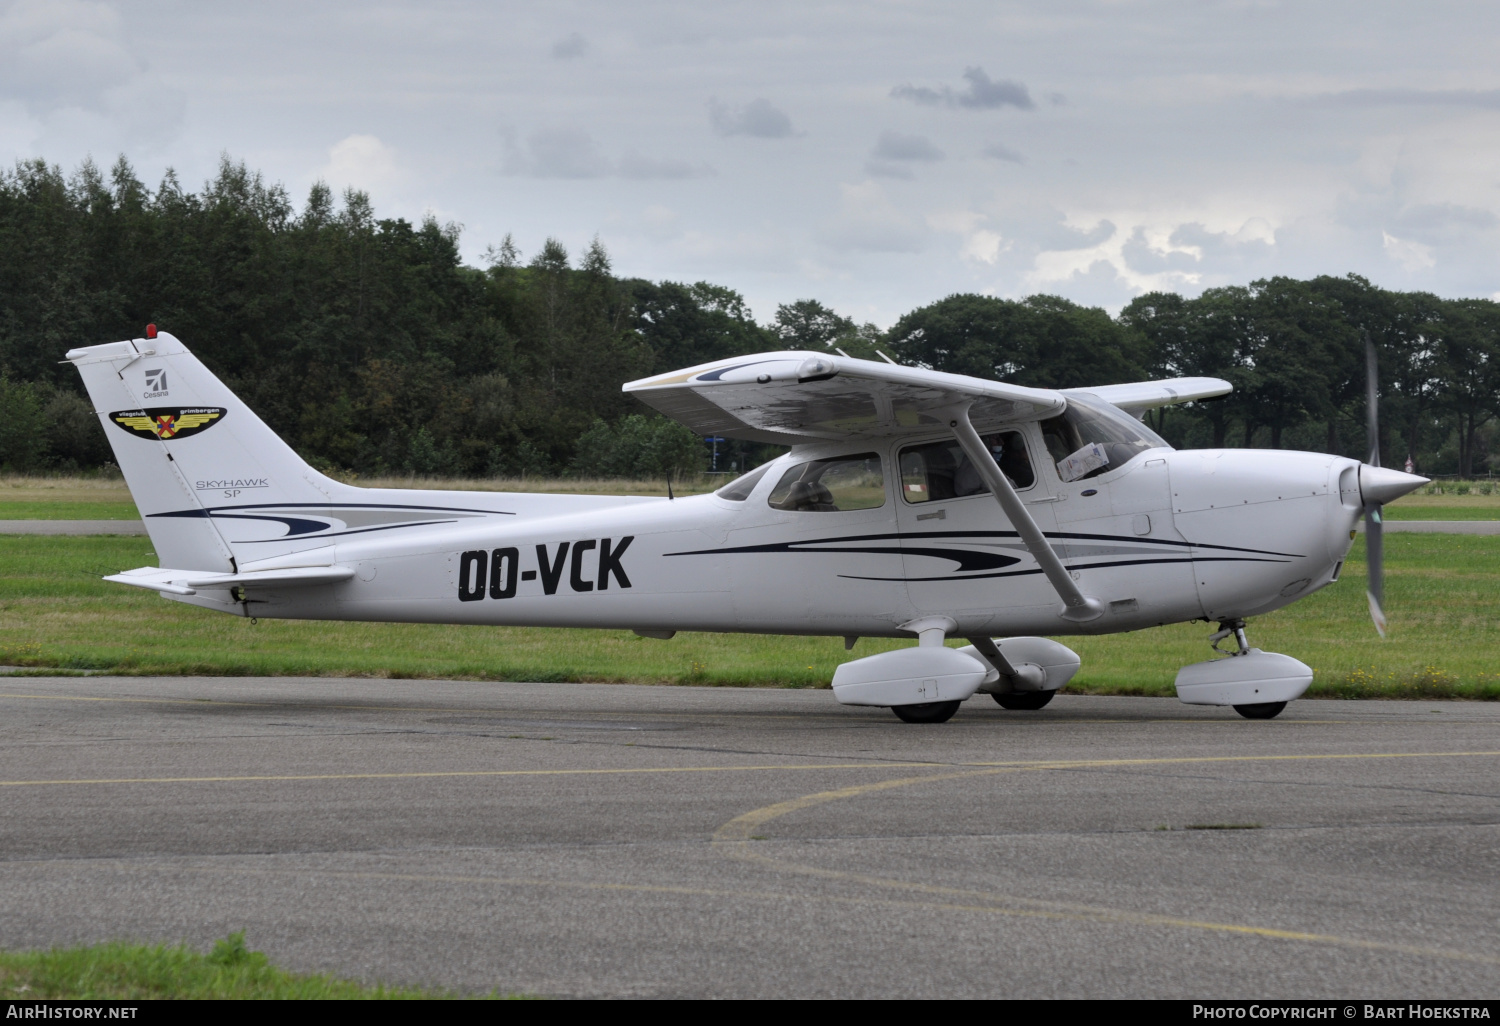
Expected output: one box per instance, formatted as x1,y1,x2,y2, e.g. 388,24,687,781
4,0,1499,325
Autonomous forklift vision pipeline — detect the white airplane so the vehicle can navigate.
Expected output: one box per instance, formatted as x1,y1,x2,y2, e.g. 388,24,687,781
67,327,1425,723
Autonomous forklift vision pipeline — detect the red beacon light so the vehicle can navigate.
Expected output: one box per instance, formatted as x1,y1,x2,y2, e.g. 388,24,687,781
145,324,157,339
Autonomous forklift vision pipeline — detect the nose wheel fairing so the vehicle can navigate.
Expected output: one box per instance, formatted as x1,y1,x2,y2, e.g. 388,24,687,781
1174,620,1311,716
1174,649,1312,708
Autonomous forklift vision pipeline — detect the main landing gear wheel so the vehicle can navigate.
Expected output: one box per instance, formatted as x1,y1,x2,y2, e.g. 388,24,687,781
891,700,961,724
1234,701,1287,720
992,691,1055,710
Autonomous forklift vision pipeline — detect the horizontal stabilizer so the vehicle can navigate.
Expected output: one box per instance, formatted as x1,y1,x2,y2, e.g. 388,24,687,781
105,564,355,597
1063,377,1231,417
624,351,1066,444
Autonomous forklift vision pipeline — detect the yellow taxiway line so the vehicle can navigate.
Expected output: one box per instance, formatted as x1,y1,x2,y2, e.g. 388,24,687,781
1,749,1497,788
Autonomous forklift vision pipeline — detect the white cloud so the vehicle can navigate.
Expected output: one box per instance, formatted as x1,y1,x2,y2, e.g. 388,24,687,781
0,0,134,112
1382,230,1436,271
0,0,183,155
960,229,1004,265
320,134,405,195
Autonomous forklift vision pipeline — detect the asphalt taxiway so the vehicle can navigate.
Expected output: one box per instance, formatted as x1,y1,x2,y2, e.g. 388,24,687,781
2,676,1497,998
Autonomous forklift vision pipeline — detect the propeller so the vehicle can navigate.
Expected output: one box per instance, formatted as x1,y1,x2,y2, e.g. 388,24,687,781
1364,332,1386,637
1360,331,1429,636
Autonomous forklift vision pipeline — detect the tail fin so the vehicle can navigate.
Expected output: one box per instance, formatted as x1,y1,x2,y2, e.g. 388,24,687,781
68,331,353,571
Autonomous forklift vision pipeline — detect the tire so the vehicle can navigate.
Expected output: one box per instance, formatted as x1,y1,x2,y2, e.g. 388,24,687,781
992,690,1056,710
1234,701,1287,720
891,700,962,724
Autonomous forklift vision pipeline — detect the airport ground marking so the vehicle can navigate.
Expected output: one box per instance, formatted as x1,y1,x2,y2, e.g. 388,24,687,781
710,756,1500,968
14,857,1499,972
1,749,1497,789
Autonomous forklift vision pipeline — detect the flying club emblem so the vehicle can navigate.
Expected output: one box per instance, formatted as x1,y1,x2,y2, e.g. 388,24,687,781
110,407,228,440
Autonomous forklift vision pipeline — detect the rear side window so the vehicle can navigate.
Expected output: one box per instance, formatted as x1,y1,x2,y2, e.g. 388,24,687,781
715,462,772,501
898,431,1034,503
768,453,885,512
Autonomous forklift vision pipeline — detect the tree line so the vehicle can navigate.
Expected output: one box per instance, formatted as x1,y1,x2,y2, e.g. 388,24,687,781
1,156,1496,478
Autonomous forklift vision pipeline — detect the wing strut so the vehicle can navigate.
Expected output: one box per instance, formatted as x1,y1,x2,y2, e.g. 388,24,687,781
946,406,1104,623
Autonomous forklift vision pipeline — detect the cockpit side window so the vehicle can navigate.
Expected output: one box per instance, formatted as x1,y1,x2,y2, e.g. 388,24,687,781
898,431,1033,503
1041,394,1171,482
767,453,885,512
715,462,772,501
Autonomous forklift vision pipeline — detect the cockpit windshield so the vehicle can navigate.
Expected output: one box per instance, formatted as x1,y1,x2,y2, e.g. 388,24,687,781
1040,394,1171,482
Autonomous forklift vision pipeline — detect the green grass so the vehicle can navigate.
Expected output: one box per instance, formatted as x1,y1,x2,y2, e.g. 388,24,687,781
1384,505,1500,521
0,534,1496,699
0,500,142,519
0,932,505,999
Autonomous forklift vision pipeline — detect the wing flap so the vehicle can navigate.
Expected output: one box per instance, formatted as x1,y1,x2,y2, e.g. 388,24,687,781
624,351,1066,443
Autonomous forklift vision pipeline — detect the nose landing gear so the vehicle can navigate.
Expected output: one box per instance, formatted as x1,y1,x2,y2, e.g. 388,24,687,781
1207,619,1290,720
1174,618,1312,719
1206,618,1290,720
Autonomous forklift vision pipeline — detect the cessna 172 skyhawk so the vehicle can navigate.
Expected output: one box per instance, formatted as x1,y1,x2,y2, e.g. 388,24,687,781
68,328,1425,723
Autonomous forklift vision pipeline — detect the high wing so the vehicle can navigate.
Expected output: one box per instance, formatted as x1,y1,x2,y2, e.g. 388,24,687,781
625,352,1231,443
1062,377,1231,418
623,351,1067,444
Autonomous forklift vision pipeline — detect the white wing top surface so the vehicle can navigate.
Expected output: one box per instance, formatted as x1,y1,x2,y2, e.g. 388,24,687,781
1062,376,1232,416
623,351,1067,444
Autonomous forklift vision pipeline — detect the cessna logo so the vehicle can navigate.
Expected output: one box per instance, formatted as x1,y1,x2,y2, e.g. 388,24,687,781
143,368,168,398
110,407,227,440
458,538,633,601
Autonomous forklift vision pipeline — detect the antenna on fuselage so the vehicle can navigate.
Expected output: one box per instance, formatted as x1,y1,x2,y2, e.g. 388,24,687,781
667,471,674,501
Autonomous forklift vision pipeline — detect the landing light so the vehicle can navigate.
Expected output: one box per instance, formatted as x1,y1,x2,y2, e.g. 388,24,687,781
797,355,837,382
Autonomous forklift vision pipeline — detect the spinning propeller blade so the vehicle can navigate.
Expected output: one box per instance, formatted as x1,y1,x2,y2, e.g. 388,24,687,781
1365,330,1385,637
1358,333,1428,636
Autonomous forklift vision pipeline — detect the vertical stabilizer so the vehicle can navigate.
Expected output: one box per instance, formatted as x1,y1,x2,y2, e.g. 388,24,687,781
67,331,352,571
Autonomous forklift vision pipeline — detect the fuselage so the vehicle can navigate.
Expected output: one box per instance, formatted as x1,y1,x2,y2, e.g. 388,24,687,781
171,436,1366,640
